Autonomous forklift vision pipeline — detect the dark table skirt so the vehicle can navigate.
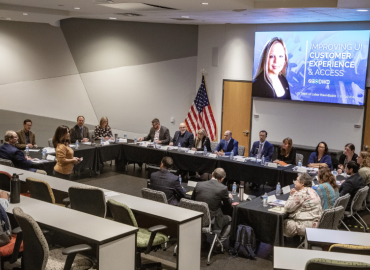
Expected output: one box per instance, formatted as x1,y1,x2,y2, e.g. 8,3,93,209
167,151,218,173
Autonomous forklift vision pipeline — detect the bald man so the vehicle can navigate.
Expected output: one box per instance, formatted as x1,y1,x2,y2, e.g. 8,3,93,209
169,123,194,148
214,130,238,156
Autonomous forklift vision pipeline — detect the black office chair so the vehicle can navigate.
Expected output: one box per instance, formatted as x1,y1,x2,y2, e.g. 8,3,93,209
0,158,14,167
68,186,106,218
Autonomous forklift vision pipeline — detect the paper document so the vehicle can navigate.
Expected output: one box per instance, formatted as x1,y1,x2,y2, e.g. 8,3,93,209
267,195,277,203
43,147,56,154
269,200,286,207
46,155,55,161
268,207,286,214
28,149,40,152
187,181,198,187
81,142,92,145
282,185,291,194
186,191,193,195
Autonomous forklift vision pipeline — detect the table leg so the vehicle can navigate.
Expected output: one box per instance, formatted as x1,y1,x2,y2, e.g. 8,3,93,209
177,218,201,270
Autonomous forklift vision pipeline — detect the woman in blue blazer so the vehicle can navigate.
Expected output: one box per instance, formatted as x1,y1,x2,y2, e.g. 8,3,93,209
308,141,333,170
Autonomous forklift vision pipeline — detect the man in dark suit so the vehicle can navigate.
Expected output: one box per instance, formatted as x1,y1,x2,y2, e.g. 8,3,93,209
250,130,274,161
0,131,46,174
150,157,186,206
15,119,38,150
340,161,365,209
70,116,90,143
138,118,170,145
191,168,232,249
169,123,194,148
214,130,238,156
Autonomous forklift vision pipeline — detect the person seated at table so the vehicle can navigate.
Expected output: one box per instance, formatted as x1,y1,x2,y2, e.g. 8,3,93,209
191,168,232,249
250,130,274,161
339,161,365,208
191,129,212,152
214,130,238,156
308,142,332,170
94,116,113,141
357,151,370,185
337,143,357,173
0,191,10,211
150,157,186,206
138,118,170,145
273,137,296,164
70,116,90,143
169,123,194,148
284,172,322,237
15,119,38,150
316,167,339,210
0,131,46,175
53,125,81,180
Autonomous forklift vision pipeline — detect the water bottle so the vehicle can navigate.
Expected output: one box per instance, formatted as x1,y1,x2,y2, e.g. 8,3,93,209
333,169,338,180
204,145,207,156
124,133,127,140
153,140,157,149
42,148,47,160
276,182,281,196
263,192,268,207
10,173,20,204
232,182,237,195
101,136,104,145
25,145,29,156
134,137,137,144
178,143,181,152
230,151,234,160
179,175,182,184
298,159,302,167
261,155,265,166
239,181,245,201
75,140,79,149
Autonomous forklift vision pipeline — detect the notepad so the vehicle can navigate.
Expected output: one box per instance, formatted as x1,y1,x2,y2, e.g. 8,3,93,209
268,207,287,214
187,181,198,187
186,191,193,195
28,149,40,152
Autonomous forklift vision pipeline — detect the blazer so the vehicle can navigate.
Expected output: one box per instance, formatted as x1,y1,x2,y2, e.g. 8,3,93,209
143,125,170,145
0,143,35,172
191,179,232,230
70,125,90,143
277,147,297,164
250,140,274,161
192,136,212,152
150,170,186,206
214,138,238,156
339,173,365,207
337,153,358,169
308,152,333,170
15,129,36,150
171,130,194,148
252,71,291,99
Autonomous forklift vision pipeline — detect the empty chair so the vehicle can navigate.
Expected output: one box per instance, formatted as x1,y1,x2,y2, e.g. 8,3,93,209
26,177,67,207
238,145,245,156
317,206,345,230
141,188,167,204
333,194,351,230
13,207,93,270
0,158,14,167
107,199,168,270
296,153,304,165
305,258,370,270
363,186,370,213
179,198,218,266
0,171,11,192
343,186,369,232
48,138,53,147
68,186,106,218
329,244,370,256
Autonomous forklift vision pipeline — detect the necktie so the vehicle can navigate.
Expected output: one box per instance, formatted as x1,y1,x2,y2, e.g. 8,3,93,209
257,143,263,159
80,127,83,138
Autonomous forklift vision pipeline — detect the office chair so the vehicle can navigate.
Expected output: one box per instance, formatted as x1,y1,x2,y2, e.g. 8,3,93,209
343,186,369,232
68,186,106,218
329,244,370,256
141,188,168,204
26,177,67,207
305,258,370,270
0,158,14,168
333,194,351,230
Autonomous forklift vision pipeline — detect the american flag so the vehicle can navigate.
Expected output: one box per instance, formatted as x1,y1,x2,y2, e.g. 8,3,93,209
185,75,217,141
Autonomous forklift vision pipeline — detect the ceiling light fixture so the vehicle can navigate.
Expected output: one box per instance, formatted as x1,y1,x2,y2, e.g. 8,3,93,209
181,16,190,18
202,3,208,5
74,7,80,10
109,17,117,19
357,9,368,12
23,13,28,15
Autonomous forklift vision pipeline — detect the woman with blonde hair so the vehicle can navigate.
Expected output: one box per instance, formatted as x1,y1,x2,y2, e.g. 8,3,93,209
357,151,370,185
274,137,296,164
191,129,211,152
94,116,113,141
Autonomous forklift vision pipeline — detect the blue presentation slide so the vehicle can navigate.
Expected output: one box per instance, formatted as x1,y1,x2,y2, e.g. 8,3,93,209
253,31,370,105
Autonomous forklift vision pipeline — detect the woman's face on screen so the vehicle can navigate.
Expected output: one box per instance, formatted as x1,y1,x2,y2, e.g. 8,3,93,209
268,42,285,76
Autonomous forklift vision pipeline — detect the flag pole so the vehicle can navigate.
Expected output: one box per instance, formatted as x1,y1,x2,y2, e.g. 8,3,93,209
202,70,217,142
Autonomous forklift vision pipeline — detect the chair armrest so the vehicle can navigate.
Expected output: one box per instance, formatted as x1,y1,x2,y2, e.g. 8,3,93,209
62,244,92,255
10,231,23,263
12,227,22,234
148,225,167,233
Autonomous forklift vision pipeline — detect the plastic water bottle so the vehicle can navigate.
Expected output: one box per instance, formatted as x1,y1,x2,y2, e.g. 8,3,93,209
298,159,302,167
101,136,104,145
153,140,157,149
75,140,79,149
263,192,268,207
204,145,207,156
333,169,338,180
232,182,237,195
230,151,234,160
42,148,47,160
179,175,182,184
25,145,29,156
276,182,281,196
124,134,127,140
261,155,265,166
134,137,137,144
178,143,181,152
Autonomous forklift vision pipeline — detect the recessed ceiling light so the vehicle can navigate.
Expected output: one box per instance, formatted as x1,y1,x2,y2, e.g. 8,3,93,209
357,9,368,12
109,17,117,20
6,18,11,20
74,7,80,10
23,13,28,15
181,16,190,18
202,3,208,5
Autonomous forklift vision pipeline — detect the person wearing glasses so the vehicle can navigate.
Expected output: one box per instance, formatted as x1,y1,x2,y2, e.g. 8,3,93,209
308,141,333,170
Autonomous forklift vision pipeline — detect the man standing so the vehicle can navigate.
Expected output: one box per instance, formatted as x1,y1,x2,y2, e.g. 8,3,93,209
150,157,186,206
70,116,90,143
340,161,365,208
169,123,194,148
0,131,46,174
191,168,232,249
250,130,274,161
138,118,170,145
16,119,37,150
214,130,238,156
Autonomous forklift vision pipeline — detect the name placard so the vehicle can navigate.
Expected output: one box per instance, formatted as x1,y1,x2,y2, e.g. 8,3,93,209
46,155,55,161
297,167,307,173
118,139,127,143
267,195,277,203
101,141,110,146
207,153,217,158
186,150,196,154
267,162,277,168
282,185,291,194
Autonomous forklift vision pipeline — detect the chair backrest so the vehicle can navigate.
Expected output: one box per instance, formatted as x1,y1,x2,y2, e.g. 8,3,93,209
295,153,304,165
0,158,14,167
48,138,53,147
13,207,49,270
0,171,11,192
179,198,209,228
351,186,369,212
107,199,138,228
238,145,245,156
366,185,370,204
329,244,370,256
69,186,106,218
141,188,168,204
317,206,345,230
305,258,370,270
26,177,55,204
333,193,351,210
210,141,218,152
89,130,95,140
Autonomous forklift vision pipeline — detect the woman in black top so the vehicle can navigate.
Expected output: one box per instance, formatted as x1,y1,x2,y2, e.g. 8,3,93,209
191,129,211,152
273,137,296,164
337,143,357,173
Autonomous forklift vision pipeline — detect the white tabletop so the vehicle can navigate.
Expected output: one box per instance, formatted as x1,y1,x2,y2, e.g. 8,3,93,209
306,228,370,246
274,247,370,270
7,195,138,244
